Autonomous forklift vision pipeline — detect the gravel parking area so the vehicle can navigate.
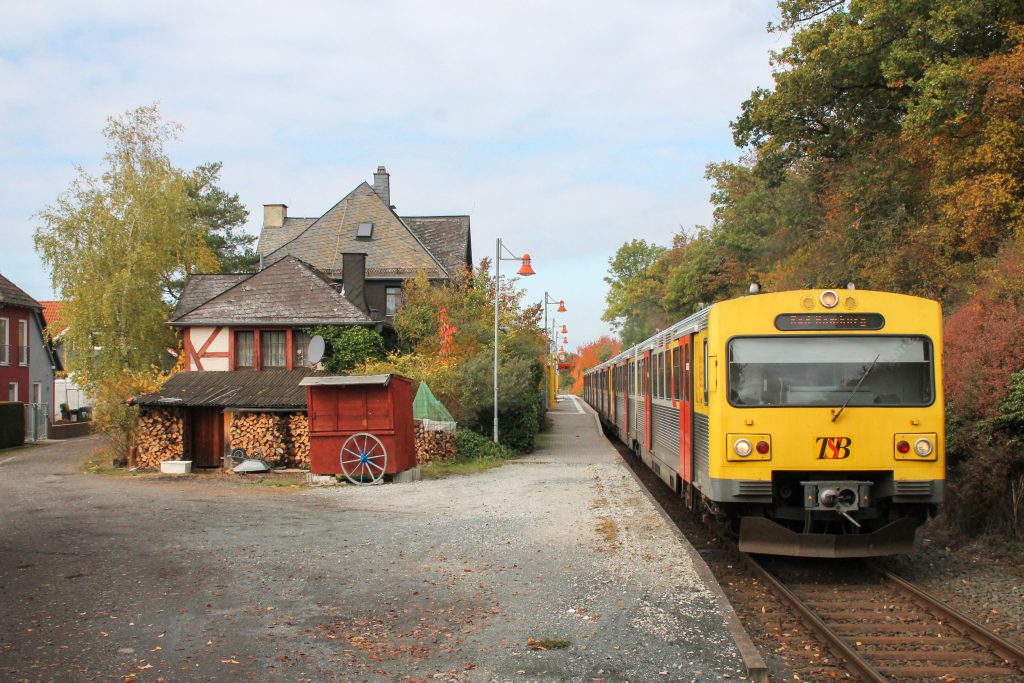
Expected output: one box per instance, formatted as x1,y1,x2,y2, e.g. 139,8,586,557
0,400,750,682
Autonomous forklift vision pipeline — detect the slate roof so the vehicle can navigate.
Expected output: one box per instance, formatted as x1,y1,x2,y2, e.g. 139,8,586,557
170,256,373,326
256,217,317,256
39,301,68,337
402,216,472,275
173,273,253,319
0,273,41,310
132,369,326,409
262,183,450,280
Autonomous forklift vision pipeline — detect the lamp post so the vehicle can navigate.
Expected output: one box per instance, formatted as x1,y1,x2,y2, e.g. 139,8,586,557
542,293,567,409
493,238,535,443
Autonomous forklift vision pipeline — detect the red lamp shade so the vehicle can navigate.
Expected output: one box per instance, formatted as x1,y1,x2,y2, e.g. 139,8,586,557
562,336,568,343
517,254,536,276
560,325,567,334
557,300,567,312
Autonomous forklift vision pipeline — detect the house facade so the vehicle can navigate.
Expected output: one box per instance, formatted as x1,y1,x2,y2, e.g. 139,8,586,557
135,165,472,467
171,165,472,373
0,274,61,431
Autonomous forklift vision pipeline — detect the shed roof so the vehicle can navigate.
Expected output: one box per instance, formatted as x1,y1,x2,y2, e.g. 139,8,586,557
132,369,325,409
299,374,407,387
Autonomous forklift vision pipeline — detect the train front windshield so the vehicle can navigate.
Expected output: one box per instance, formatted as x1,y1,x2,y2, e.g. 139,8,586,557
727,336,934,407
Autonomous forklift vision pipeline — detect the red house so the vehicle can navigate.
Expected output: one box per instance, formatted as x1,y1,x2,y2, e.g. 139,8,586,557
0,274,61,433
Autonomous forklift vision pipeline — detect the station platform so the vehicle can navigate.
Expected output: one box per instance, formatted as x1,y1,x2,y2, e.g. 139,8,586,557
307,394,761,681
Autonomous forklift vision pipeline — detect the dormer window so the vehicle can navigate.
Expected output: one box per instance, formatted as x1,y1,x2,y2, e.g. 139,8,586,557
356,222,374,239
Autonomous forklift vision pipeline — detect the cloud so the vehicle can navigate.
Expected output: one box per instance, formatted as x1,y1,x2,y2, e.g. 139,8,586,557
2,0,782,342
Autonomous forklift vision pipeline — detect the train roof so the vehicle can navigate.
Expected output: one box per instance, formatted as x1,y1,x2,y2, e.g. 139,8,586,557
585,288,939,375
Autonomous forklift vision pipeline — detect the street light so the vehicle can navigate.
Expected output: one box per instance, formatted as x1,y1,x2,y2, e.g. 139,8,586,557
542,292,567,409
494,238,535,443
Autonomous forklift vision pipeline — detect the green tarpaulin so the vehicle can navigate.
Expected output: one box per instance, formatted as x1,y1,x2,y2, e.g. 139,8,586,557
413,382,455,423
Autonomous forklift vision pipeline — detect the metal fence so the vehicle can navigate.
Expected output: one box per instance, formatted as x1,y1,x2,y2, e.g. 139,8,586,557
24,403,48,441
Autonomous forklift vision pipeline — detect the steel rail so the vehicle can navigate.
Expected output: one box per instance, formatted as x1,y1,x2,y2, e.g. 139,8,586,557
877,567,1024,672
738,552,888,683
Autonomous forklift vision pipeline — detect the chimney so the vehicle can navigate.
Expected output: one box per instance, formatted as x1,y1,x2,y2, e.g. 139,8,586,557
372,166,390,206
341,253,370,316
263,204,287,229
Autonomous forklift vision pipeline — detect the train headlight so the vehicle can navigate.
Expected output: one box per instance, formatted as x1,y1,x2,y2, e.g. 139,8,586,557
728,434,771,461
894,433,938,461
820,290,839,308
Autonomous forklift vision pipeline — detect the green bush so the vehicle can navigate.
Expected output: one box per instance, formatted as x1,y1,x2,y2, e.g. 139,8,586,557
0,402,25,449
455,427,516,461
307,325,385,372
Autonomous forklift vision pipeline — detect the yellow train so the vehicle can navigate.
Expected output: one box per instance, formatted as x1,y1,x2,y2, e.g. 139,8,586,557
584,288,944,557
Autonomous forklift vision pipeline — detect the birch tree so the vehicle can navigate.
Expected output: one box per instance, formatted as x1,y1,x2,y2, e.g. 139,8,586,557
35,104,218,388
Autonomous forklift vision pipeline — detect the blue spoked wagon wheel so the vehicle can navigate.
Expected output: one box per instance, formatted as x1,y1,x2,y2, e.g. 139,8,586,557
339,432,388,485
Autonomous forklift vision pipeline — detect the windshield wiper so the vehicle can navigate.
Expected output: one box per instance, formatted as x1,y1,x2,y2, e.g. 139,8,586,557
832,353,880,423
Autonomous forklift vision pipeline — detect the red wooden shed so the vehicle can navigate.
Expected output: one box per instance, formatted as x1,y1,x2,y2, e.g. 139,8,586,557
299,374,416,478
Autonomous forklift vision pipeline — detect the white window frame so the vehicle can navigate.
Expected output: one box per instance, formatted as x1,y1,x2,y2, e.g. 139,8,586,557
18,319,28,366
0,317,8,365
385,286,403,317
32,382,41,405
8,382,17,402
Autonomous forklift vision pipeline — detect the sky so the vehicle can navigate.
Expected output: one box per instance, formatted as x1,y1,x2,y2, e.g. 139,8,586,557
1,0,784,347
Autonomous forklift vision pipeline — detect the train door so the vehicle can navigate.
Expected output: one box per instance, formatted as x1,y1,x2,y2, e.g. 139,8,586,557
677,337,693,483
612,365,618,425
618,360,626,436
643,350,652,452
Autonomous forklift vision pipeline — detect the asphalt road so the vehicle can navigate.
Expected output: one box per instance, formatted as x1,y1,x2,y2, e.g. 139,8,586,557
0,418,746,683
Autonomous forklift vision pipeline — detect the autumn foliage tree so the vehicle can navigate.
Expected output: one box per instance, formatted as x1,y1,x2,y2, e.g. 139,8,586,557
567,336,621,395
34,104,249,462
359,260,547,452
601,1,1024,539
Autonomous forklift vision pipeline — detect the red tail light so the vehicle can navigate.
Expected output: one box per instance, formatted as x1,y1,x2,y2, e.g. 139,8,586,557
897,440,910,453
756,440,770,454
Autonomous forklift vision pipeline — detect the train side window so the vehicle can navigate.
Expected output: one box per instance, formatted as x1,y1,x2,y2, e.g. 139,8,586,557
663,352,669,399
687,341,693,402
660,353,667,399
673,346,682,401
702,339,709,405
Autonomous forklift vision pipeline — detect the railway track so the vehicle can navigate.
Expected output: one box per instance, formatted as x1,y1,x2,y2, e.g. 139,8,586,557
607,426,1024,681
742,554,1024,682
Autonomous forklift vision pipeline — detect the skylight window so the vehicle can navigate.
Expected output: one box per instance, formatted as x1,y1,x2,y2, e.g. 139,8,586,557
356,222,374,238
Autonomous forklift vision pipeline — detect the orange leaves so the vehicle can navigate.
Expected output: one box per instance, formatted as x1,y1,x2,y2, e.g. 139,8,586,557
567,337,621,395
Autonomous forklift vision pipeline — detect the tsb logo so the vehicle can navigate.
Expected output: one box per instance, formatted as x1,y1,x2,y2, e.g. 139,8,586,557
816,437,852,459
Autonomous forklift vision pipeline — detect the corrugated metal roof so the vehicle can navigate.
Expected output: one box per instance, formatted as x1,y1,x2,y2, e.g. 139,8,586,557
299,374,403,387
133,369,327,409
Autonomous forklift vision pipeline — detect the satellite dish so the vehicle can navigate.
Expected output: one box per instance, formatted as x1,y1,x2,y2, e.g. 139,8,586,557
307,335,325,366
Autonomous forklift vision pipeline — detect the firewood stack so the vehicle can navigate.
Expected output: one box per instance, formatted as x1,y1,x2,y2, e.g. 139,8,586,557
136,408,184,467
414,420,457,464
230,412,292,466
288,413,310,468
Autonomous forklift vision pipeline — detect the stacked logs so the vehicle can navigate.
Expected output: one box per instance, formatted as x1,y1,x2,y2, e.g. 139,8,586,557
136,408,184,467
230,412,291,466
288,413,310,468
414,420,457,464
